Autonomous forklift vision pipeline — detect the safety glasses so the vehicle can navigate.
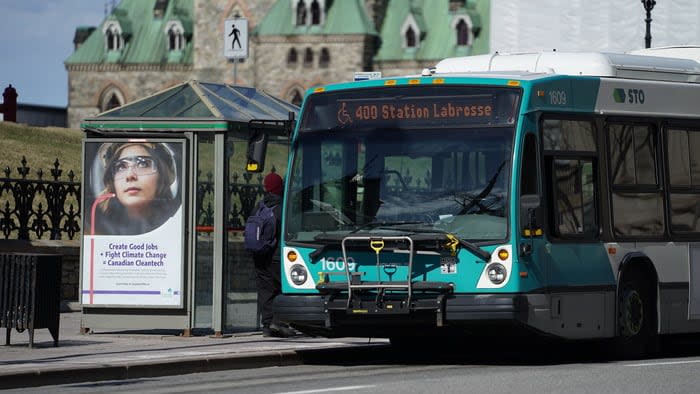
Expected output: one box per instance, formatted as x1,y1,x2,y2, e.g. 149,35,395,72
112,155,158,179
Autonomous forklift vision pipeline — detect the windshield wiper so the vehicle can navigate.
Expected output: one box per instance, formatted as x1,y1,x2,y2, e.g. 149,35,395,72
457,160,506,215
347,220,427,235
393,226,491,261
310,222,490,262
309,220,426,261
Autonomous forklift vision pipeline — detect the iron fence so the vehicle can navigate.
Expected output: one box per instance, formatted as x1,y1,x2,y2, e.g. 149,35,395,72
1,158,269,240
0,158,81,240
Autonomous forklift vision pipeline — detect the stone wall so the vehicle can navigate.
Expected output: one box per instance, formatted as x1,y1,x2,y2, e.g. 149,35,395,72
67,67,193,127
255,35,372,99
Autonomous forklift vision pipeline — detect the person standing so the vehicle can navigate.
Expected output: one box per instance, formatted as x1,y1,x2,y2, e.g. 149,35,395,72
249,172,295,337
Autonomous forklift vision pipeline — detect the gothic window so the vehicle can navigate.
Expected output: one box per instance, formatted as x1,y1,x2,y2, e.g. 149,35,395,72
100,86,125,112
311,0,321,25
449,0,466,12
296,0,307,26
456,19,469,46
405,26,416,48
166,21,185,51
319,48,330,68
103,22,123,51
304,48,314,66
287,48,298,67
105,94,121,111
290,90,303,106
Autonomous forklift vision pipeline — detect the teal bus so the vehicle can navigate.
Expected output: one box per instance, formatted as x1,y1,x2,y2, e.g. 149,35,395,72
249,50,700,357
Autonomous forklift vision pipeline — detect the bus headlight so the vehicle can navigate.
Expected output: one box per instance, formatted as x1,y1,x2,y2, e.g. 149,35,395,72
487,263,507,284
290,264,308,285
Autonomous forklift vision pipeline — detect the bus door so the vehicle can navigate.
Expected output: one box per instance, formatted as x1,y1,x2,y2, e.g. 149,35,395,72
691,244,700,319
538,118,612,337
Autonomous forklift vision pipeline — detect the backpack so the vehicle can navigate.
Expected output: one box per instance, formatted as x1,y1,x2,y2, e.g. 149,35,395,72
244,201,277,254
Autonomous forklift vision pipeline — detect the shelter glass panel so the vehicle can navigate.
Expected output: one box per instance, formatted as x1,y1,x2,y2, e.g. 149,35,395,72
194,133,215,328
142,86,203,117
223,134,289,330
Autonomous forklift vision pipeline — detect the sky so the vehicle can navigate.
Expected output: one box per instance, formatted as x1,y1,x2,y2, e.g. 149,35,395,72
0,1,105,107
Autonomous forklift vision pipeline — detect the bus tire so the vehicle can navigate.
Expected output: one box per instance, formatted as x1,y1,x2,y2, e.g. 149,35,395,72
615,270,657,359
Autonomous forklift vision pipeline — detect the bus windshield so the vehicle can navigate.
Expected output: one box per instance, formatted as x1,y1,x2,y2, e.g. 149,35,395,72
286,86,520,244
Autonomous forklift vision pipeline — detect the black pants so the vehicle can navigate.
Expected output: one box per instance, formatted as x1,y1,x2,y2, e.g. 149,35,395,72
254,253,281,327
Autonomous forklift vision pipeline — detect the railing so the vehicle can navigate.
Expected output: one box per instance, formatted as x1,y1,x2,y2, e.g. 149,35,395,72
1,158,271,240
0,158,81,240
196,170,268,233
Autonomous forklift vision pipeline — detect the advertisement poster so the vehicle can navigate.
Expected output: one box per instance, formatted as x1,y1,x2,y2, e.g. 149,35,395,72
81,139,185,307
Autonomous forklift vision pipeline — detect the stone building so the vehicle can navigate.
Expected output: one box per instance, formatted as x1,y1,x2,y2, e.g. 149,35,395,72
65,0,489,129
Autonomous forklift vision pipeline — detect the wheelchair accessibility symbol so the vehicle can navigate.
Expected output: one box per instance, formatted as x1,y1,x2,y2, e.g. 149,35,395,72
337,102,352,125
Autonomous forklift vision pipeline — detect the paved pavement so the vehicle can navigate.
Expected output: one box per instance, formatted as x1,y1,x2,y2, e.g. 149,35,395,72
0,312,388,389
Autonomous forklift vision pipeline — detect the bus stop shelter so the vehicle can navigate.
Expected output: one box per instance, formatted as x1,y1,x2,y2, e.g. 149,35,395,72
80,81,297,336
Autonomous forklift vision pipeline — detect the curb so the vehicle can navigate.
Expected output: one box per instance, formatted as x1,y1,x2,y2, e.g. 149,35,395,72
0,349,302,389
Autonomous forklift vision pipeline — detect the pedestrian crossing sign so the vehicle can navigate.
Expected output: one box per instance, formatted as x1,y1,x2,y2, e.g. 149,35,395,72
224,19,248,59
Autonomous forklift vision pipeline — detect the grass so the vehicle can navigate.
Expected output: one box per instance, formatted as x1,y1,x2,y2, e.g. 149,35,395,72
0,121,83,180
0,121,291,183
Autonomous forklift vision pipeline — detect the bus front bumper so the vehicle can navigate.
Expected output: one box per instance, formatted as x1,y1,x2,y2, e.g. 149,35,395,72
273,294,532,337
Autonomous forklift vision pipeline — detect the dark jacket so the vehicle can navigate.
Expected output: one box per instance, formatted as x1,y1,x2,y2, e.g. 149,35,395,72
251,193,282,262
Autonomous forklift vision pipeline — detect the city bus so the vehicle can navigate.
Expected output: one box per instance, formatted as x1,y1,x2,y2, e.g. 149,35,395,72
248,49,700,357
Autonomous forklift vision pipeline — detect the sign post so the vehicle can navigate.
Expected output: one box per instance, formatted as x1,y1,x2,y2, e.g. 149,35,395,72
224,18,249,84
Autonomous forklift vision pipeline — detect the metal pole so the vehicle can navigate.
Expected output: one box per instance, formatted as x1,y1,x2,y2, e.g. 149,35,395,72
642,0,656,49
233,60,238,85
212,132,225,337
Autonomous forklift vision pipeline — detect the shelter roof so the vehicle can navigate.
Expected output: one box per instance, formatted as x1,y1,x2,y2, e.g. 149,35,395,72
85,81,298,123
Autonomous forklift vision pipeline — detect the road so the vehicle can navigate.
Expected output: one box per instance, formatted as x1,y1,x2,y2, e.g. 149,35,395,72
7,336,700,394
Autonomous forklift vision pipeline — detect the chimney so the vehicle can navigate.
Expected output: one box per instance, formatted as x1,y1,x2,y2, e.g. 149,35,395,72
0,84,18,122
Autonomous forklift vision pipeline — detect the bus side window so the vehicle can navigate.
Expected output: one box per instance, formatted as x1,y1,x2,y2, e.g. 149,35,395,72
542,118,599,239
549,158,598,237
521,134,538,195
520,133,540,231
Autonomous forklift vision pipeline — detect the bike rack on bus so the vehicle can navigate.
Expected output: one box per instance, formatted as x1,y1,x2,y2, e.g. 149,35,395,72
340,235,414,310
314,235,456,326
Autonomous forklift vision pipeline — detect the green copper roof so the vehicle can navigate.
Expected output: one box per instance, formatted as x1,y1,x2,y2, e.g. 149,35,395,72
255,0,377,36
374,0,489,62
65,0,193,65
85,81,298,122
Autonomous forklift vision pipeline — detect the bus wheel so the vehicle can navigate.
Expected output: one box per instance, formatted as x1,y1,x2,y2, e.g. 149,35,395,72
615,272,656,359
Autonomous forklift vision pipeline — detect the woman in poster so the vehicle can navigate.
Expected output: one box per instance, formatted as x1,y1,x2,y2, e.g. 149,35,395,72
91,142,180,235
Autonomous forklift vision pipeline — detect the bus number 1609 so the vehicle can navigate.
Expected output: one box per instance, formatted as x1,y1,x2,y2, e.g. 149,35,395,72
320,257,356,271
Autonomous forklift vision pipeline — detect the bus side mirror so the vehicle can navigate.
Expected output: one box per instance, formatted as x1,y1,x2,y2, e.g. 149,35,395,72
520,194,543,238
520,194,542,257
246,131,268,173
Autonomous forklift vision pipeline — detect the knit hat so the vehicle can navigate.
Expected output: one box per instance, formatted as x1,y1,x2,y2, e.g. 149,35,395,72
263,172,283,196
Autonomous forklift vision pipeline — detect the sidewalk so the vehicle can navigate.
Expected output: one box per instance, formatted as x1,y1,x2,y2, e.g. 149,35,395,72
0,312,388,389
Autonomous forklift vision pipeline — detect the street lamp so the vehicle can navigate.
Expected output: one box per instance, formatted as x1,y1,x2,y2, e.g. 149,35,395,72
641,0,656,49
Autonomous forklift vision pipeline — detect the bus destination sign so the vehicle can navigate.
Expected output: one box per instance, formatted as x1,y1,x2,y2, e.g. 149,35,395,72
335,96,495,128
